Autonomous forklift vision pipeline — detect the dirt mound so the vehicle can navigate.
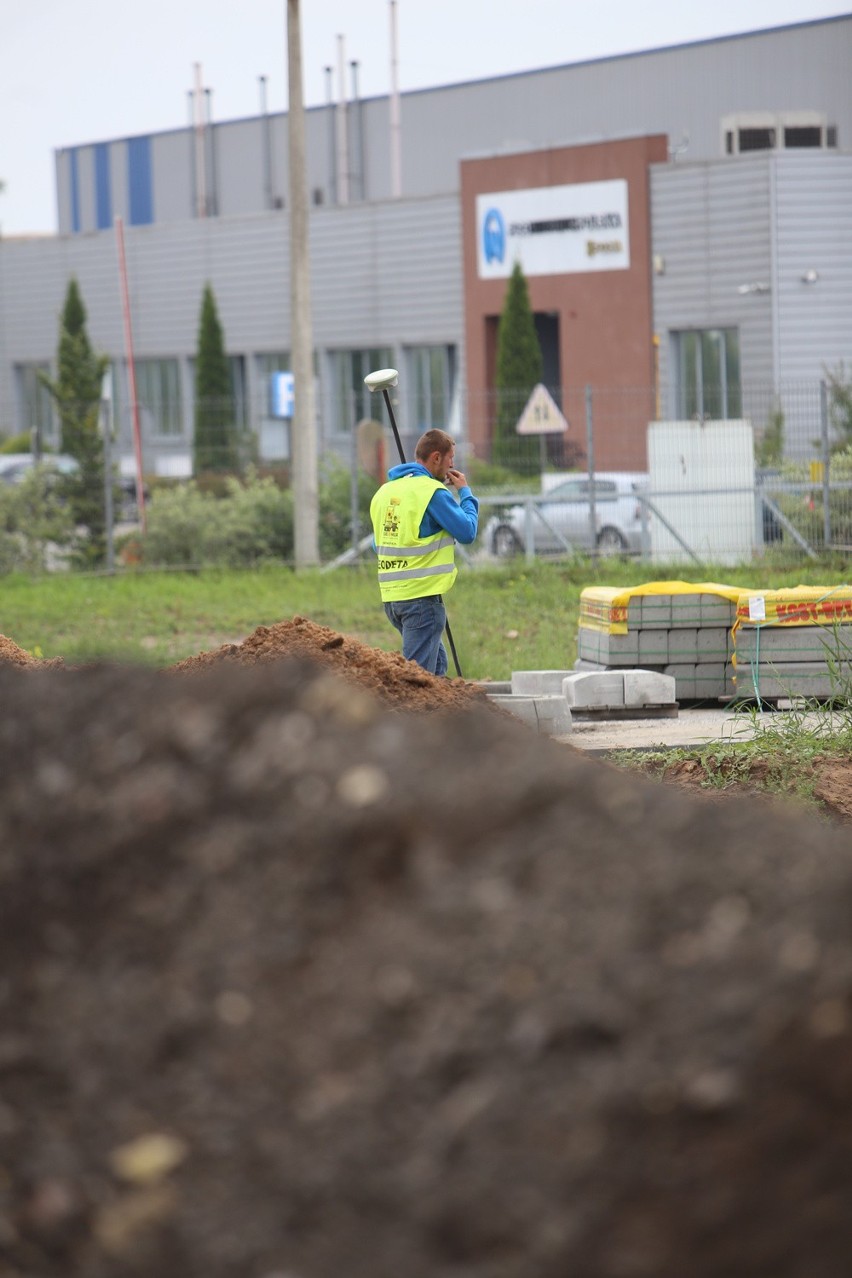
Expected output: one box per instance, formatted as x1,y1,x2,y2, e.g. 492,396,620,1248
0,633,63,668
170,615,489,712
638,753,852,826
3,658,852,1278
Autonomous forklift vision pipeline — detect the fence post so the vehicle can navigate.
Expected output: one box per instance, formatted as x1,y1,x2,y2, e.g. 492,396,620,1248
100,371,115,575
349,387,361,554
820,378,831,549
585,384,597,550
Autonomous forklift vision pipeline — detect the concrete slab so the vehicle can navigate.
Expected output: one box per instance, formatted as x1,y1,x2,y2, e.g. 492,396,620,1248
697,628,730,659
736,626,852,660
598,632,639,664
670,594,702,627
667,629,698,663
563,671,625,708
568,706,756,753
512,670,574,696
736,661,852,700
623,670,676,707
489,694,573,738
639,596,671,629
639,630,668,664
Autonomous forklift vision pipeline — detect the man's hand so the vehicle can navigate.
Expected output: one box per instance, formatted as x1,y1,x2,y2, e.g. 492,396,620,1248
445,467,468,490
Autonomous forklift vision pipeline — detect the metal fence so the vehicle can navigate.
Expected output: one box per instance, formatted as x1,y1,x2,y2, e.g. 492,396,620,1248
2,377,851,568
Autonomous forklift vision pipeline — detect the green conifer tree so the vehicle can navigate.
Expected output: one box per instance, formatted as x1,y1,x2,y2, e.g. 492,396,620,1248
39,277,109,565
193,284,238,473
493,261,543,474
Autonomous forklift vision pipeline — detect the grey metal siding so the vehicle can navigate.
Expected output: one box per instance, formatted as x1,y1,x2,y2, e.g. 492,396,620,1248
110,140,129,227
311,197,461,346
152,131,195,225
0,195,462,460
773,152,852,379
75,147,96,235
51,17,852,230
652,156,775,406
214,120,267,218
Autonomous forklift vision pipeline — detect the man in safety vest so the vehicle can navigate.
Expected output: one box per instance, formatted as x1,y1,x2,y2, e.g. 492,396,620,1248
370,429,479,676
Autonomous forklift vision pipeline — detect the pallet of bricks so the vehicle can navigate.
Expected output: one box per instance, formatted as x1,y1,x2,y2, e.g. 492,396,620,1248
732,585,852,704
576,581,744,705
577,581,852,705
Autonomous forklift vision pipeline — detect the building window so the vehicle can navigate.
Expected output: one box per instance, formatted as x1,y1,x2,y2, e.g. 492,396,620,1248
228,356,248,432
330,347,393,432
15,362,57,449
256,352,291,415
135,359,182,436
673,329,741,420
738,127,775,152
406,345,455,432
721,112,831,156
784,126,822,148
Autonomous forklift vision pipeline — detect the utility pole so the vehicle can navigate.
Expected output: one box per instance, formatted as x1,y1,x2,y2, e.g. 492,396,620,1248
287,0,319,566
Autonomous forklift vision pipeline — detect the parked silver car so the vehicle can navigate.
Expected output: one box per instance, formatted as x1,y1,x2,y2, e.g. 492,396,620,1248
484,471,649,558
0,453,147,521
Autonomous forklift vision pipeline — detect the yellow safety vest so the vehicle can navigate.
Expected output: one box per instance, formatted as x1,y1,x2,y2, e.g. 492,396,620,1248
370,474,457,601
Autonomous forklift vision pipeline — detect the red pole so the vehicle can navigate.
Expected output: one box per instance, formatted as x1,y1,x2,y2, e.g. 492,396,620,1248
114,216,147,533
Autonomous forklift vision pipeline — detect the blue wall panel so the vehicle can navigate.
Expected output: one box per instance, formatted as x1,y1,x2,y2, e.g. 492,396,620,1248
69,149,81,233
95,143,112,230
128,136,153,225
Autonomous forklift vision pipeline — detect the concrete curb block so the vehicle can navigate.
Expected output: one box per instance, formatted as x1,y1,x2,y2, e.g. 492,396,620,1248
488,694,573,738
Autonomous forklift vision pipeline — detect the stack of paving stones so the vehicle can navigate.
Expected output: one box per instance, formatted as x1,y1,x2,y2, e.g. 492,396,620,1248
576,588,737,704
733,588,852,702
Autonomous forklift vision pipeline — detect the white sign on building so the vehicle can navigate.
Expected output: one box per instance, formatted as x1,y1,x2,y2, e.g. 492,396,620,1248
477,179,630,279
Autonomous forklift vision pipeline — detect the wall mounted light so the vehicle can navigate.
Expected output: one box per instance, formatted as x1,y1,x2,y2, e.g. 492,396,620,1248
800,269,820,284
736,282,771,295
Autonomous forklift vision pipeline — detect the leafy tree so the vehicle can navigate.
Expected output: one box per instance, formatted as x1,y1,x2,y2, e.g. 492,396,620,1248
493,261,543,475
193,284,238,474
39,278,109,566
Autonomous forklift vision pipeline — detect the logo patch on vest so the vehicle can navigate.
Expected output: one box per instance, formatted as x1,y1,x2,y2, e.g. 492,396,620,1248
382,498,401,538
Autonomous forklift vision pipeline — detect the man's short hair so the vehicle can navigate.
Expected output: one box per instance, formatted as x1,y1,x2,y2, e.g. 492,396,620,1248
415,429,455,461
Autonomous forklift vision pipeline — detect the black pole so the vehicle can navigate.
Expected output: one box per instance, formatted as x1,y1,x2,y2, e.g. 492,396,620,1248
381,387,464,679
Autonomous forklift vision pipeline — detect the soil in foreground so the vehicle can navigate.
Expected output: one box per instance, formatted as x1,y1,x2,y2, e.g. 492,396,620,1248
2,620,852,1276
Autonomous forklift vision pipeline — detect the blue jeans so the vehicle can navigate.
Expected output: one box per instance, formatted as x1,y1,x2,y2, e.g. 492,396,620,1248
384,595,448,676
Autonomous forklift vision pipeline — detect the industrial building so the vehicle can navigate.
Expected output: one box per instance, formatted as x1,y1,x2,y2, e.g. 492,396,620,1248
0,14,849,477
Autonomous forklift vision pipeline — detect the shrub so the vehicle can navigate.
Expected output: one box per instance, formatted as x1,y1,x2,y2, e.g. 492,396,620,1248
0,468,75,573
140,470,293,568
139,461,377,569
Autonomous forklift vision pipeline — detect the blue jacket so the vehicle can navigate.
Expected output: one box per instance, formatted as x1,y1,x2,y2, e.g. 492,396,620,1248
382,461,479,543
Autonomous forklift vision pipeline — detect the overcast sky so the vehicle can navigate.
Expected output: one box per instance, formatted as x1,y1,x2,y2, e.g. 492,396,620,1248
1,0,846,236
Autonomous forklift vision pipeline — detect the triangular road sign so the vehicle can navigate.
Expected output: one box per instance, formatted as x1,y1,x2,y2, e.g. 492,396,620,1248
516,383,569,435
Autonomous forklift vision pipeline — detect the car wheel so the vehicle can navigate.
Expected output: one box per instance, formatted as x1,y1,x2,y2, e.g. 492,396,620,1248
492,524,521,558
596,526,628,555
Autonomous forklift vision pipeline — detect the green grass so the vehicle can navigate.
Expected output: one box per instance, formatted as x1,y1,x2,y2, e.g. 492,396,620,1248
614,696,852,818
5,557,852,816
0,554,849,676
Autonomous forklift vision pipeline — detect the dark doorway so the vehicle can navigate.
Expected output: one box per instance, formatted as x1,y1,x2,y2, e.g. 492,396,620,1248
534,312,561,398
533,311,579,468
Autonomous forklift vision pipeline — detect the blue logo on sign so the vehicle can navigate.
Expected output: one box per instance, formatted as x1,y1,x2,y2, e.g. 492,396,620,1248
482,207,506,264
270,371,295,418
